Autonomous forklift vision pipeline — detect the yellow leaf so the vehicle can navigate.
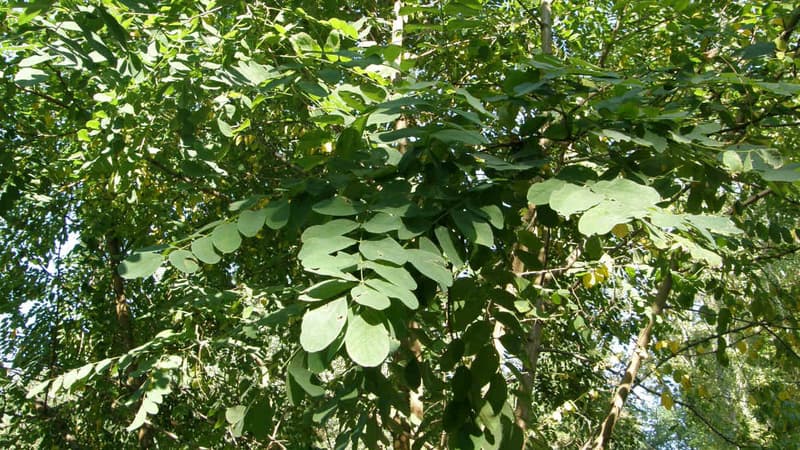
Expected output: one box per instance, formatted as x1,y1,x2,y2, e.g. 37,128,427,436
736,340,747,354
661,391,674,410
680,374,692,389
669,341,679,354
697,385,709,398
582,272,596,288
778,391,789,401
611,223,629,238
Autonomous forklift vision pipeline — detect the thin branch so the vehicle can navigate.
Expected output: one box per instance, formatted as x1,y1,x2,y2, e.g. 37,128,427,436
636,322,761,385
780,6,800,42
761,325,800,361
727,188,772,215
754,245,800,261
635,383,744,448
14,84,71,109
143,156,226,199
598,5,626,68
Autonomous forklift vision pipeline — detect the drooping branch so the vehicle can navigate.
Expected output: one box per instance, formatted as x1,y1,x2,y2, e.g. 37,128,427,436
582,266,673,450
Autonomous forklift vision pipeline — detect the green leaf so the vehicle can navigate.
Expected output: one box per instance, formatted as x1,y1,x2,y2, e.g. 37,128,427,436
212,222,242,254
589,178,661,210
299,236,358,261
577,201,634,236
350,284,391,310
312,197,364,216
345,310,391,367
359,237,408,264
168,250,199,274
301,219,359,241
217,117,234,137
118,251,163,279
328,18,358,39
406,248,453,288
264,199,290,230
754,162,800,182
18,53,55,67
14,67,48,86
225,405,247,425
684,215,742,236
432,129,488,145
287,353,324,400
456,87,493,117
300,279,357,302
527,178,567,205
289,32,322,55
362,213,403,234
191,236,221,264
643,130,668,153
549,184,603,217
237,209,268,237
434,226,465,267
755,81,800,96
365,279,419,310
301,252,360,281
243,399,273,440
452,208,494,247
363,261,417,291
233,60,273,86
478,205,504,229
300,297,348,352
722,150,743,172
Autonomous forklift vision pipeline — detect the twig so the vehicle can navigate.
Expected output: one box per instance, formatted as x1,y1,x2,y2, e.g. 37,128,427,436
635,383,744,448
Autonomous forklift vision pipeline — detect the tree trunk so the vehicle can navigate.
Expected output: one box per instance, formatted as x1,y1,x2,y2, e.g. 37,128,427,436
582,267,673,450
512,0,555,436
107,236,134,353
107,235,153,448
389,3,422,449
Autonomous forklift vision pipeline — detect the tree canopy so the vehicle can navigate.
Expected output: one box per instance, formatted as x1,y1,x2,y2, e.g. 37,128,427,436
1,0,799,448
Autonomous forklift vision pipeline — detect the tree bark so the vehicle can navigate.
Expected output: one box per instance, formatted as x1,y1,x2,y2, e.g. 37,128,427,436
512,0,555,436
107,235,153,448
582,267,673,450
107,236,134,353
389,3,421,449
540,0,553,55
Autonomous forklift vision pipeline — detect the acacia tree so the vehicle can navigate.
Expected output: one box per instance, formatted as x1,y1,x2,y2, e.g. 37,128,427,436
1,0,799,449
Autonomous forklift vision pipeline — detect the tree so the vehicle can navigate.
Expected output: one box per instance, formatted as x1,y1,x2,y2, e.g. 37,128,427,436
1,0,799,448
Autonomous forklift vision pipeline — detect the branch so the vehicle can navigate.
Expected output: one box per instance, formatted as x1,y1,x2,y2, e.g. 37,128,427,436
727,188,771,215
754,245,800,262
14,83,71,109
582,266,673,450
143,156,226,199
598,5,626,68
780,6,800,42
761,325,800,361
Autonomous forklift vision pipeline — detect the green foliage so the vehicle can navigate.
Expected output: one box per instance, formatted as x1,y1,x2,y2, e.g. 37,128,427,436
1,0,799,449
